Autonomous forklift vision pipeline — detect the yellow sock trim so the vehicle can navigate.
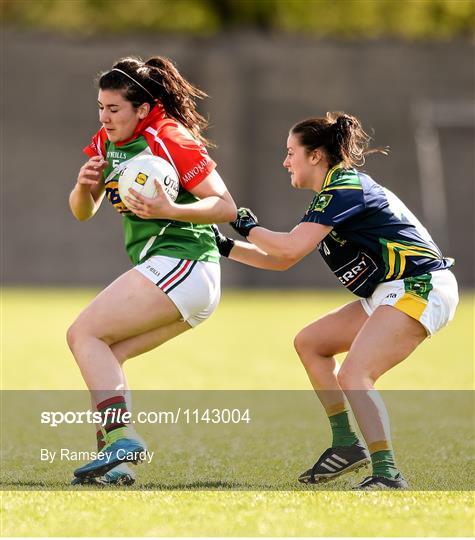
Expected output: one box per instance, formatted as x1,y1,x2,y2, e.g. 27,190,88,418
368,440,392,453
102,426,130,449
325,402,348,417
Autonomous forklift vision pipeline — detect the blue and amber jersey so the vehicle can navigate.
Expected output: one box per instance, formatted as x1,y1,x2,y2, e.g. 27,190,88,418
301,164,453,297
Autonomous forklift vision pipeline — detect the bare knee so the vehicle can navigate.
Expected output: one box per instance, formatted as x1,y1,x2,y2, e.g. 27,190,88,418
66,319,106,353
295,325,330,357
66,321,82,353
294,327,347,393
294,330,314,361
337,365,374,390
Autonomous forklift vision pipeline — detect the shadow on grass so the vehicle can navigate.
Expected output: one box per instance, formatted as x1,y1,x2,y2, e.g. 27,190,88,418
2,478,363,491
139,480,278,490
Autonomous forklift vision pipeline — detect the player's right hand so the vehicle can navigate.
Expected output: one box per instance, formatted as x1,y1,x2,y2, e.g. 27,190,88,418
212,225,235,257
77,156,108,187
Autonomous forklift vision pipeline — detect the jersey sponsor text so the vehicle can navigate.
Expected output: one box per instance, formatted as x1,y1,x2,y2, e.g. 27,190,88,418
182,157,209,184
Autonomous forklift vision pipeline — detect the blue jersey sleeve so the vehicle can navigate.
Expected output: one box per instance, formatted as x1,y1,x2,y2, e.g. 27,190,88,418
301,187,366,227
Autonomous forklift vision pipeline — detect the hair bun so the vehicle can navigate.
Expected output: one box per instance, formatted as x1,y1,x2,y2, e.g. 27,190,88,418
335,114,354,131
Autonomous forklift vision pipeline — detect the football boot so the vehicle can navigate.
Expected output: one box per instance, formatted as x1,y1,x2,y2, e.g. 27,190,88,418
299,442,370,484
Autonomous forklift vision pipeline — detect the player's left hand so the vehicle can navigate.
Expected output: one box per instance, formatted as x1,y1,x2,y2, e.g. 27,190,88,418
125,179,176,219
230,207,260,238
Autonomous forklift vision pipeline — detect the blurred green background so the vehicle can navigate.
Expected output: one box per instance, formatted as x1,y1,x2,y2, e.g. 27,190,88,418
3,0,474,38
2,0,474,288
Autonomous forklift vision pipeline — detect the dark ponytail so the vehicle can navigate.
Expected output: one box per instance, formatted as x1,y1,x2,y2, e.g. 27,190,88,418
143,56,211,147
291,111,387,168
98,56,212,147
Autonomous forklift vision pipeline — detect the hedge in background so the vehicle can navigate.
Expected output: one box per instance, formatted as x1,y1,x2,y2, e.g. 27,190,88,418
2,0,474,39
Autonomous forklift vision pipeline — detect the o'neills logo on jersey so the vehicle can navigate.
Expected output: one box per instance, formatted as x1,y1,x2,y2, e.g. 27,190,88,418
107,150,127,160
182,158,208,184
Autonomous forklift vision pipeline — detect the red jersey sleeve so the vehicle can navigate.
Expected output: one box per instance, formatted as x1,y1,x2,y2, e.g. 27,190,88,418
144,121,216,190
83,128,107,159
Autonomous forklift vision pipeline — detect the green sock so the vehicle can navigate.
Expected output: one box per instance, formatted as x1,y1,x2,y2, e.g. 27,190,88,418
329,410,359,447
371,449,399,479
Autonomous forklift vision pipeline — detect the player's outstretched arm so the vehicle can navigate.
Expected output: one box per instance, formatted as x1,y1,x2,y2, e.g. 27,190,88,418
212,225,295,271
69,156,108,221
229,207,332,265
230,241,299,271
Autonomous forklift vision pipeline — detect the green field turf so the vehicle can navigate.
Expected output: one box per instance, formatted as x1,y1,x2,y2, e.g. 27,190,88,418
1,288,474,536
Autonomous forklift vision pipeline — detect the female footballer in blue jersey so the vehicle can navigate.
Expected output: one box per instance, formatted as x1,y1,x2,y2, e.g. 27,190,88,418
214,112,458,490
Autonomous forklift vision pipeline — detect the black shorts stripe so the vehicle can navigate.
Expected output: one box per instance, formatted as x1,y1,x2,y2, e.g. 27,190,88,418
164,260,198,294
156,259,185,287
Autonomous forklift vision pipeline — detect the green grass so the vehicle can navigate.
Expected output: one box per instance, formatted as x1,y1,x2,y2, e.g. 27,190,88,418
2,288,473,390
3,491,474,537
1,288,474,536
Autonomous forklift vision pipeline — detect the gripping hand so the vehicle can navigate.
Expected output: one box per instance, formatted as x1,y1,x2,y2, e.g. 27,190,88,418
212,225,235,257
230,207,259,238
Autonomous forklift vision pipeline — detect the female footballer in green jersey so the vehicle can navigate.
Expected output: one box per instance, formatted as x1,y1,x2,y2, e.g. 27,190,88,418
68,56,237,485
215,112,458,490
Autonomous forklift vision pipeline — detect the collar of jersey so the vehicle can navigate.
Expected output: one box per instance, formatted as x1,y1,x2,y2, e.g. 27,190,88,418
322,162,345,190
114,102,167,147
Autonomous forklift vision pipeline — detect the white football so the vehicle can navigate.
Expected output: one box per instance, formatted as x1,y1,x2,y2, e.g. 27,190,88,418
118,154,179,210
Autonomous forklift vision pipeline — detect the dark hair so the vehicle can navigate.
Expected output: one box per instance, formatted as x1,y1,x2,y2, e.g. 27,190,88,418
98,56,212,146
290,112,387,168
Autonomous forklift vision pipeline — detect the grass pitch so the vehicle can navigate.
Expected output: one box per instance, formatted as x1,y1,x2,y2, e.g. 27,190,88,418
1,288,474,536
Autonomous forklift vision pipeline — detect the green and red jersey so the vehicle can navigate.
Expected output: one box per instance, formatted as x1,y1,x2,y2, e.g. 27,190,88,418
83,104,219,264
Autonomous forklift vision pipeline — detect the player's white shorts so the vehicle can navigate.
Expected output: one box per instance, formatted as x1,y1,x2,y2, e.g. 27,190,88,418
360,269,458,336
135,255,220,327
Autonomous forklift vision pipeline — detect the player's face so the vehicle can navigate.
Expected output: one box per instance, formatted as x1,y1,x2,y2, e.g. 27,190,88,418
283,134,318,190
98,89,148,143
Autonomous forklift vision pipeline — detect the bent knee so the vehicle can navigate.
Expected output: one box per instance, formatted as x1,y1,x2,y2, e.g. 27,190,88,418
66,320,106,351
337,366,374,390
294,330,313,358
66,320,94,352
66,322,81,352
294,327,330,360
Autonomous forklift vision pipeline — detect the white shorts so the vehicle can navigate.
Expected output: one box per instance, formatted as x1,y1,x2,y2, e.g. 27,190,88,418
360,269,459,336
135,255,221,327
